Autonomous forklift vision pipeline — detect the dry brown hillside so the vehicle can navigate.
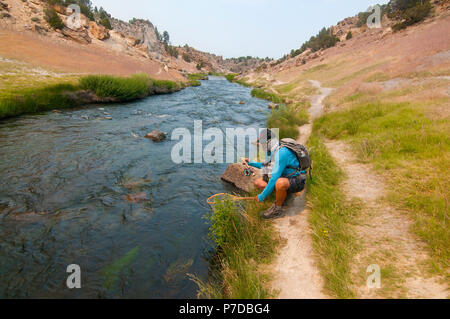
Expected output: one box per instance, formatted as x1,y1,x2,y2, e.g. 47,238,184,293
0,0,243,80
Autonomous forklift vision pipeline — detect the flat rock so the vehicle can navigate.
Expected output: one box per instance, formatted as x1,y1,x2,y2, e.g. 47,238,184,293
221,163,262,193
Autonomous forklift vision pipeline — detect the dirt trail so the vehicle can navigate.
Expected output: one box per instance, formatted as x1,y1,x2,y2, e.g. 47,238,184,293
270,80,447,299
325,140,448,298
269,81,333,299
309,80,447,298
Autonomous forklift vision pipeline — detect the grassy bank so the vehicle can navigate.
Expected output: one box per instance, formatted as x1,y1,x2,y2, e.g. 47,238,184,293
193,194,279,298
0,74,181,120
188,73,209,81
0,83,80,119
224,73,253,87
306,134,360,298
79,74,150,102
314,101,449,274
249,86,309,140
267,102,309,140
251,88,284,103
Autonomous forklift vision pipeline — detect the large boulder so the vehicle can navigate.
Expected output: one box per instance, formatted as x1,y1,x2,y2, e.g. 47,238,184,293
89,21,110,40
221,163,262,193
145,130,166,142
61,27,92,44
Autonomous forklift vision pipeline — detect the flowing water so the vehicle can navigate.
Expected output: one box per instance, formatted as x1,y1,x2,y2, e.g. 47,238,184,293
0,77,268,298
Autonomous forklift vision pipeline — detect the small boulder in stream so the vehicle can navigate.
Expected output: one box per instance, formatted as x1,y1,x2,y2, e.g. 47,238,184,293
221,163,262,193
145,130,166,142
125,192,147,203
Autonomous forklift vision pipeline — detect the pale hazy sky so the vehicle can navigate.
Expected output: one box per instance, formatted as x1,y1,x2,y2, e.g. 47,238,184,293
90,0,388,59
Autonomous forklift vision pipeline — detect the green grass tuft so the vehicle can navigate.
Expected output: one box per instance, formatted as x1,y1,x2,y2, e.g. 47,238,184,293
306,135,360,298
194,194,279,299
267,103,309,140
314,101,449,274
0,83,79,119
187,73,209,81
251,88,284,104
79,74,150,101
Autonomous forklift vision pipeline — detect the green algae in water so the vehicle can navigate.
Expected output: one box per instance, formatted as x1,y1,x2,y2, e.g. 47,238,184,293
104,246,140,289
163,259,194,283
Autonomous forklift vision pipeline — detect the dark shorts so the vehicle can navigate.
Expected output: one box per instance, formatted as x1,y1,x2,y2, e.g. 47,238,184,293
288,174,306,193
262,174,306,193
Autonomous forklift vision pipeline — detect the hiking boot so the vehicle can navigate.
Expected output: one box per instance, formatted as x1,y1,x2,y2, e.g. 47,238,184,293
260,203,283,219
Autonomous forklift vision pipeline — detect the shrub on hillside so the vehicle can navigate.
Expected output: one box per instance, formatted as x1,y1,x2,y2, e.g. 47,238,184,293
45,0,95,21
44,8,64,30
196,62,205,70
99,17,112,30
357,4,388,27
389,0,432,31
182,53,191,63
97,6,112,29
166,45,179,58
346,31,353,40
288,27,339,58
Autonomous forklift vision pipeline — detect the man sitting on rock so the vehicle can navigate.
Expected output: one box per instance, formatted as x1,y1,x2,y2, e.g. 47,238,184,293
243,129,307,219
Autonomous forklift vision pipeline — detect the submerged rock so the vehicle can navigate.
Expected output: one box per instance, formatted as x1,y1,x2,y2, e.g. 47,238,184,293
268,103,279,109
221,163,262,193
145,130,166,142
125,192,147,203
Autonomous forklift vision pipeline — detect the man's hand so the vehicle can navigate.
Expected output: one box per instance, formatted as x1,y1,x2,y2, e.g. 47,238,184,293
254,196,261,203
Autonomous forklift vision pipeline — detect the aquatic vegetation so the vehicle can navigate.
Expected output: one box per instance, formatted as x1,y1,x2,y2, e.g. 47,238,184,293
163,259,194,283
195,195,279,298
103,246,140,290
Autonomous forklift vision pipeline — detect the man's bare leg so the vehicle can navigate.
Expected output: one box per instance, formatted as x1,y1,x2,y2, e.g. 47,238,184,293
275,178,290,206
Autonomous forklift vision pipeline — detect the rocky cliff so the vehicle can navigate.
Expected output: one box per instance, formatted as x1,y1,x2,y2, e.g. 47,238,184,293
0,0,257,78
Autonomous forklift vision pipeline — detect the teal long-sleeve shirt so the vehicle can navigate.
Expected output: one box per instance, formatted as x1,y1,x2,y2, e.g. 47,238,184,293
249,147,301,202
